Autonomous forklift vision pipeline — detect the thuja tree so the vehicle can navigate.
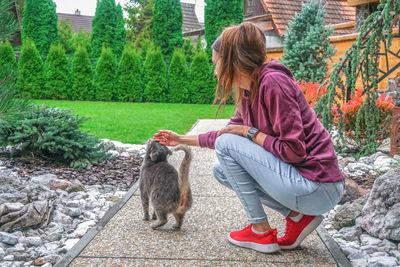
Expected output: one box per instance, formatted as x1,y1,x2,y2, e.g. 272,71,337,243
0,41,17,80
281,0,335,83
190,49,214,104
71,45,95,100
183,37,195,64
72,30,92,56
167,48,189,103
124,0,154,42
16,38,44,98
314,0,400,156
91,0,126,59
143,47,167,102
22,0,58,54
152,0,183,61
95,46,118,101
204,0,243,58
58,19,74,54
118,44,143,102
44,43,70,100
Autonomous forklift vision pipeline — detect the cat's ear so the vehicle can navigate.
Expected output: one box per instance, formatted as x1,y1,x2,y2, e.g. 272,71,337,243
150,151,158,161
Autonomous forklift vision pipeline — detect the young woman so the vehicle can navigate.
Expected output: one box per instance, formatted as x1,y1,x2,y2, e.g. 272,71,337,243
153,22,345,253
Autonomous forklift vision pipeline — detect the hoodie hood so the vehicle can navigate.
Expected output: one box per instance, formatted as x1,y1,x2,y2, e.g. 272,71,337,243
260,58,294,81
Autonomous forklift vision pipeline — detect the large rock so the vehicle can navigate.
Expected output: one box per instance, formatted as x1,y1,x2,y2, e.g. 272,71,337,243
333,194,369,229
361,168,400,241
339,178,363,204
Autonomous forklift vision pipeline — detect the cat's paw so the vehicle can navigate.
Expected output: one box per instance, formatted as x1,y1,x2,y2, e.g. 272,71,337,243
150,222,162,229
172,224,182,229
142,216,150,221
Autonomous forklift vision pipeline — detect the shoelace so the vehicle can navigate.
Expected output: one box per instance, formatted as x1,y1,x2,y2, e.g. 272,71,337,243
281,218,294,241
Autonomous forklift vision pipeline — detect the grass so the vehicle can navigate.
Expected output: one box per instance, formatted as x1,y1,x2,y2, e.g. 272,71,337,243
33,100,235,144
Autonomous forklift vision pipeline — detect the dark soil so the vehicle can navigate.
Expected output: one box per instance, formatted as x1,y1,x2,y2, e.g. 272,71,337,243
0,153,142,191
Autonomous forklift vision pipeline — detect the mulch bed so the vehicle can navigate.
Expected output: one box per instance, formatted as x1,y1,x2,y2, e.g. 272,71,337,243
0,153,142,191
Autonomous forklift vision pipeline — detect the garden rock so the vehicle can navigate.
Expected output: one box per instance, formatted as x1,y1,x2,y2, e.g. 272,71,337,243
367,256,399,267
343,162,373,178
332,194,368,229
361,168,400,240
338,225,362,242
339,178,363,204
0,231,18,245
373,156,399,172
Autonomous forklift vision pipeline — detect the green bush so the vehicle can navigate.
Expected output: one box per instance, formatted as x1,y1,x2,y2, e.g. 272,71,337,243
183,37,195,64
91,0,126,60
153,0,183,61
72,30,92,56
118,44,143,102
143,47,167,102
0,105,112,168
21,0,58,54
58,19,74,54
281,0,335,83
16,38,44,98
44,43,70,100
71,45,95,100
95,46,118,101
0,41,17,83
190,49,214,104
167,48,189,103
204,0,243,58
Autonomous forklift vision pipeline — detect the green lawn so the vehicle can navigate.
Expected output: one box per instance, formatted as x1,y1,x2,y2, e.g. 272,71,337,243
33,100,235,144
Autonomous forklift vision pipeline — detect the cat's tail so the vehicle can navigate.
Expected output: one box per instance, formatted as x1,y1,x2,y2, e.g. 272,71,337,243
174,144,193,213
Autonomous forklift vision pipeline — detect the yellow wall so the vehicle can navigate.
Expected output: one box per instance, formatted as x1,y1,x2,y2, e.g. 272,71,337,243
267,34,400,92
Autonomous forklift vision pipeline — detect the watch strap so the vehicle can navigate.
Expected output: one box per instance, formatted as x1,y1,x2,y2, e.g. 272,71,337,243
247,127,259,140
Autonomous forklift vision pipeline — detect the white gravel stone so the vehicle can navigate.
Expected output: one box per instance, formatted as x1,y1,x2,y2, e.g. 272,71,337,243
0,232,19,245
367,256,399,267
63,238,80,250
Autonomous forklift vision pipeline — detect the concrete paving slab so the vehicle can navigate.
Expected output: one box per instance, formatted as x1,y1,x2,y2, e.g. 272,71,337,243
67,119,339,267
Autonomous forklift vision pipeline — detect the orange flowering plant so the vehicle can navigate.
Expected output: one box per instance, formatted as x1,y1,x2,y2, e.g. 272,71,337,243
331,88,394,147
297,80,328,108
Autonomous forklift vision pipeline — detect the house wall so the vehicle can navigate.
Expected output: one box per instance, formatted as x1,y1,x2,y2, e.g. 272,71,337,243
266,34,400,92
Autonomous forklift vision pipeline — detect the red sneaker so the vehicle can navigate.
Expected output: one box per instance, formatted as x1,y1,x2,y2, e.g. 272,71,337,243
278,215,323,249
228,225,280,253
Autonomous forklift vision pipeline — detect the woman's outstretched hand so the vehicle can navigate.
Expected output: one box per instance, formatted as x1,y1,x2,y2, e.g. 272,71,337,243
217,125,250,137
153,130,181,146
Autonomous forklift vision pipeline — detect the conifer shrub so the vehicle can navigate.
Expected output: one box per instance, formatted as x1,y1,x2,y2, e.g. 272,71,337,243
44,43,70,100
71,45,95,100
183,37,195,64
72,30,92,56
153,0,183,61
281,0,335,83
167,48,189,103
118,44,143,102
143,47,167,102
95,46,118,101
138,39,152,63
0,41,17,82
58,19,74,54
189,49,214,104
16,38,44,98
0,105,112,168
22,0,58,54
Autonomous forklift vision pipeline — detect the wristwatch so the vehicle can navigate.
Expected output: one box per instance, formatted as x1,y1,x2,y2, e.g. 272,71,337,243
247,127,259,140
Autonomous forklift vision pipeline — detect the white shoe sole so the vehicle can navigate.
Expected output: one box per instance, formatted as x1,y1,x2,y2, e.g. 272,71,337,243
227,234,281,253
279,215,324,250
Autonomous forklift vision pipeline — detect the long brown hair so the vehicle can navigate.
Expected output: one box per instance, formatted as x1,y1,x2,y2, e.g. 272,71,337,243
212,22,267,113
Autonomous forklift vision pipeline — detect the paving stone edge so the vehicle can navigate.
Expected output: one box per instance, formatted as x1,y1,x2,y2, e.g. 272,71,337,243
316,225,352,267
54,181,140,267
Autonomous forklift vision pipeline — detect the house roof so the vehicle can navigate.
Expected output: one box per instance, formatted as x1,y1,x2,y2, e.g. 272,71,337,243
58,13,93,33
260,0,356,36
181,2,203,33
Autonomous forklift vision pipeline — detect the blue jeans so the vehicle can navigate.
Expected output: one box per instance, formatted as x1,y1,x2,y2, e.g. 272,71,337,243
214,133,345,224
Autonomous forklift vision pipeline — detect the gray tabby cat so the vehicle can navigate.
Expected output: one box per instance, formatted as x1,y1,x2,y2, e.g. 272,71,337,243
139,139,193,229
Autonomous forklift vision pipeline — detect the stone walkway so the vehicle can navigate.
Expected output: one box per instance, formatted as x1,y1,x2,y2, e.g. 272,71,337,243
62,119,340,266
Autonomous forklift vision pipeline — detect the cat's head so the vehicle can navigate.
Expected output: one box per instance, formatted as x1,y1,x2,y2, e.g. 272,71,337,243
145,139,172,162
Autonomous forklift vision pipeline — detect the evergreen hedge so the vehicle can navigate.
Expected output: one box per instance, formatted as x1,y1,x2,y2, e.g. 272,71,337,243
71,45,95,100
0,41,17,82
16,38,44,98
143,47,167,102
189,49,214,104
281,0,335,83
91,0,126,60
21,0,58,54
167,48,189,103
95,46,118,101
204,0,243,58
118,44,143,102
58,19,74,54
44,43,70,100
72,30,92,56
153,0,183,61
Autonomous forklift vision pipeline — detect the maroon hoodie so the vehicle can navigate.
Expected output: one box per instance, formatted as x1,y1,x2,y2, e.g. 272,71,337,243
198,59,345,183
